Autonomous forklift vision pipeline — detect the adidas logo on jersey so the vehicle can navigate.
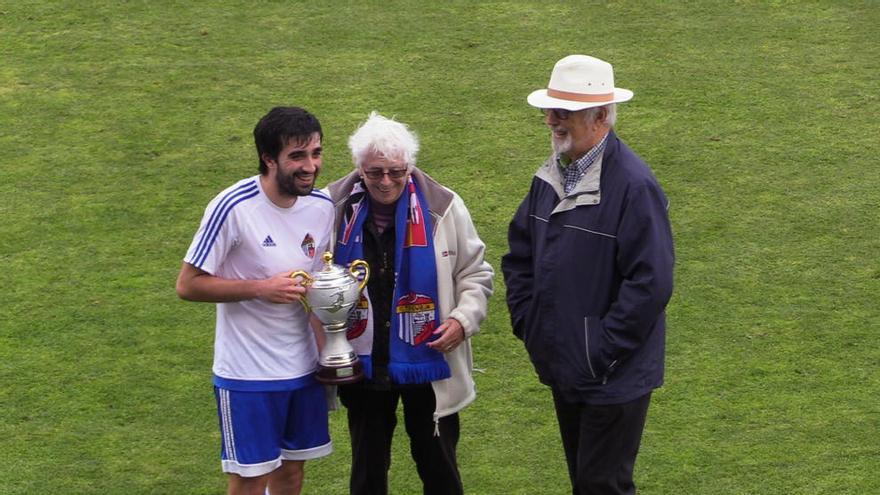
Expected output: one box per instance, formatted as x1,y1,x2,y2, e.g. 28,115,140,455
262,235,276,247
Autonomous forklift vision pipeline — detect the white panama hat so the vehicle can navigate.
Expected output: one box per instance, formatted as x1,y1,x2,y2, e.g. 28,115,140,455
528,55,634,111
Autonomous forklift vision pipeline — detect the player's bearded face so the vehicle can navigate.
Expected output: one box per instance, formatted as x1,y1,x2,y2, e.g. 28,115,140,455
271,133,322,197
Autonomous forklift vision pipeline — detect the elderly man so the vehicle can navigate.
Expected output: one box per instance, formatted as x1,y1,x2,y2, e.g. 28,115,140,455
502,55,675,495
325,112,494,495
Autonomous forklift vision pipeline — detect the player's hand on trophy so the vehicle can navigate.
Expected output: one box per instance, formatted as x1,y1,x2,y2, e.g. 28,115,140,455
259,271,307,303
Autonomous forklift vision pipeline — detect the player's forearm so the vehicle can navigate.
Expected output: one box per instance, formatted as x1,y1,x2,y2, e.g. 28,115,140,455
176,265,265,303
183,277,265,302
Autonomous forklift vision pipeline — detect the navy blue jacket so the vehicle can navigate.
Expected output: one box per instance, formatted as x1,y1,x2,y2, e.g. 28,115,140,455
502,131,674,405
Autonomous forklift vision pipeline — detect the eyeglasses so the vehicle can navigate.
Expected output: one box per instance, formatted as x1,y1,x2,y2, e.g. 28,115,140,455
362,168,408,180
541,108,572,120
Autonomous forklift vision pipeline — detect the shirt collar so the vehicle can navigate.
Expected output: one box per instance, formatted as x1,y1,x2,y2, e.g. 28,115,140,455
556,133,608,194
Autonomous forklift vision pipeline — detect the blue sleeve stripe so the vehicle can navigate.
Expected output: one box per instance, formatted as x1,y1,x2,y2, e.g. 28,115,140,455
310,190,332,203
189,181,258,266
190,182,259,268
193,188,259,268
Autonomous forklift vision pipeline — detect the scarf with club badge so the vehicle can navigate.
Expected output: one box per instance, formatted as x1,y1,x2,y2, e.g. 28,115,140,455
335,178,450,384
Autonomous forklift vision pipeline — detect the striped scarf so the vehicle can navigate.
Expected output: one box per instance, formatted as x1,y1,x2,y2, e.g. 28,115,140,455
335,178,450,384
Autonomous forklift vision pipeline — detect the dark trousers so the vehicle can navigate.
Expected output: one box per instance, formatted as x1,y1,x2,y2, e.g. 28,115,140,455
552,390,652,495
338,385,463,495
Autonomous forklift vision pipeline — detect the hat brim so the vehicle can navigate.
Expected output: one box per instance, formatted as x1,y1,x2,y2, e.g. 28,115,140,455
527,88,634,110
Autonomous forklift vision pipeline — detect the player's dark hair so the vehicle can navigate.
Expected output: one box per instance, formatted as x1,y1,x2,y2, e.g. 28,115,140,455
253,107,323,175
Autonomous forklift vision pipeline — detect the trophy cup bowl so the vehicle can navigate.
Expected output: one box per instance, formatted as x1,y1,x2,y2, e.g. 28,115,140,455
291,252,369,385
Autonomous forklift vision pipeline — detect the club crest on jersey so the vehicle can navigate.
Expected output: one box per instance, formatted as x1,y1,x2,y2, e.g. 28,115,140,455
301,233,315,258
395,292,436,346
346,295,369,340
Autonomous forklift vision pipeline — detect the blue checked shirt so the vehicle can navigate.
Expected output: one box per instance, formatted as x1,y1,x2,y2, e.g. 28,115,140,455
558,133,608,195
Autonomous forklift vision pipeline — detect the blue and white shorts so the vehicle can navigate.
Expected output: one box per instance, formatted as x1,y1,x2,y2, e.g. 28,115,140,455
214,382,332,477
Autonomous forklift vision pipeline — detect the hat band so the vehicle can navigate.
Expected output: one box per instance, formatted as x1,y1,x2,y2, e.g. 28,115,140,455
547,88,614,103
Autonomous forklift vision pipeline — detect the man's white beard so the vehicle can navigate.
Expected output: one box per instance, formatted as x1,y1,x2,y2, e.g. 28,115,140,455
552,133,572,156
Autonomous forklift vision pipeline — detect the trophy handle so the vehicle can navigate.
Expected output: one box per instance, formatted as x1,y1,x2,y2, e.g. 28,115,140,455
289,270,314,312
348,260,370,292
290,270,314,286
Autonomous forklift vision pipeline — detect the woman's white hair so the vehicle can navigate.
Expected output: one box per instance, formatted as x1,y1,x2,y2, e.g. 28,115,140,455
348,111,420,169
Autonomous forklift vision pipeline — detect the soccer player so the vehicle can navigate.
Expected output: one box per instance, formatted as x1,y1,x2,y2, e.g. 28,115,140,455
176,106,333,495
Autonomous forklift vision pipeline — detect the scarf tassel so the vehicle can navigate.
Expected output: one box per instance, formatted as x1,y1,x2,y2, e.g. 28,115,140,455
388,360,450,385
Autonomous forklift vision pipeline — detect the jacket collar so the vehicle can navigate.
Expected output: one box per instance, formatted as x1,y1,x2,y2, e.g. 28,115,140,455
535,130,618,214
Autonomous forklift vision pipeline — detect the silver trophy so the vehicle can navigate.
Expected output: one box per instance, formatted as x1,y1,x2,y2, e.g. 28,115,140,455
291,252,369,384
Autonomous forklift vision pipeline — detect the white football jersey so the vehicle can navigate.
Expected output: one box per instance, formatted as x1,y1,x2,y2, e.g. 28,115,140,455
184,176,333,389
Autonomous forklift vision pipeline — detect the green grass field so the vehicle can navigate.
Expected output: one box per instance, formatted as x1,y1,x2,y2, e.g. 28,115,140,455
2,1,878,493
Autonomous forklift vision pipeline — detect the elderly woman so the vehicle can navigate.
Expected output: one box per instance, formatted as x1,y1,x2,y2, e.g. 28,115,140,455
326,112,493,495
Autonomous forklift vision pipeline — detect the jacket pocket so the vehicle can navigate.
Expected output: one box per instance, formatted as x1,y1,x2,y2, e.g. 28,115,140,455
583,317,598,380
554,315,606,388
584,316,621,385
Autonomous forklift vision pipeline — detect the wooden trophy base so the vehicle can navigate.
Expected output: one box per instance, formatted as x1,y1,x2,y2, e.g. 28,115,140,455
315,360,364,385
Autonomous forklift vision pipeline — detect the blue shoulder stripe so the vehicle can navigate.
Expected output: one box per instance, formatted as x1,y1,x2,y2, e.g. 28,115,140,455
190,181,257,265
193,186,259,268
191,181,259,268
310,190,332,203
